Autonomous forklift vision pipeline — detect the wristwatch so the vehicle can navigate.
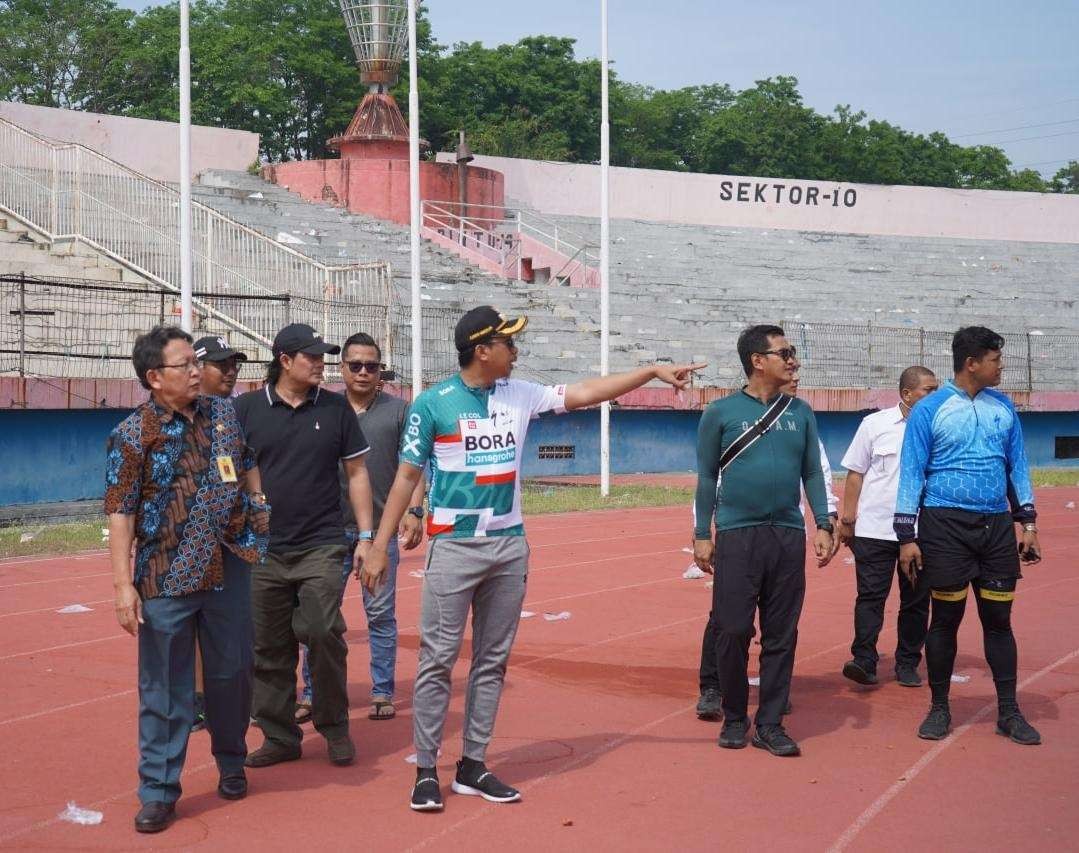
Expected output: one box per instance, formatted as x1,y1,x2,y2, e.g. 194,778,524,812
358,530,374,541
407,506,425,519
1022,523,1037,533
819,521,834,534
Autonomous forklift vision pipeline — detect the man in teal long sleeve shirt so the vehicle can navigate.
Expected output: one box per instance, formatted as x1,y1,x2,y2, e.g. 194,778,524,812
693,325,835,757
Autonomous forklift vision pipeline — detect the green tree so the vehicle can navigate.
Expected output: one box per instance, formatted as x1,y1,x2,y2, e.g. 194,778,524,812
0,0,132,110
1050,161,1079,193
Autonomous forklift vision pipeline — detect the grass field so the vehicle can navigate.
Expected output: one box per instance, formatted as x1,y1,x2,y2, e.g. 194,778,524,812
2,469,1075,560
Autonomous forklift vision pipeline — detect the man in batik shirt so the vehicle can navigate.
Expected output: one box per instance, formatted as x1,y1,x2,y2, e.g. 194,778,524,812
105,325,269,834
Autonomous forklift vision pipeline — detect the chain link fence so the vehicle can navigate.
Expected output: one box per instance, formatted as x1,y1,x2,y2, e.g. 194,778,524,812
786,321,1079,392
1,273,459,386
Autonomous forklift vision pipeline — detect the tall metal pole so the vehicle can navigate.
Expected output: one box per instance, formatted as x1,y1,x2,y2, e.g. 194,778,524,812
178,0,193,332
407,0,422,398
599,0,611,496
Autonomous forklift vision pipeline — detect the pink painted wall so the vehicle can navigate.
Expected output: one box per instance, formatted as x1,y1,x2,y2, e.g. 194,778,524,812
436,153,1079,245
1,101,259,183
264,159,504,226
5,376,1078,413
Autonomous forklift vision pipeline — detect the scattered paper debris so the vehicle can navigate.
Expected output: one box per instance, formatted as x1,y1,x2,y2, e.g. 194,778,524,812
809,779,818,784
683,564,706,580
950,674,971,683
705,580,714,589
57,604,93,614
58,802,102,826
681,547,694,554
276,231,305,245
408,570,426,578
543,611,571,621
843,557,855,565
520,611,536,619
19,532,34,543
748,676,761,686
248,191,264,199
404,749,441,764
1066,501,1075,510
100,527,110,543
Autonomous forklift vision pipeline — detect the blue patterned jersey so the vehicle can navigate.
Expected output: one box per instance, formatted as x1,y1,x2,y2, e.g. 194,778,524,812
893,380,1035,541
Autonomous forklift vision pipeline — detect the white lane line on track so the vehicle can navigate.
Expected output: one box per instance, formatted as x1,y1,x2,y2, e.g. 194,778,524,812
0,633,125,661
0,571,112,590
0,597,113,620
826,645,1079,853
0,689,137,727
0,550,107,568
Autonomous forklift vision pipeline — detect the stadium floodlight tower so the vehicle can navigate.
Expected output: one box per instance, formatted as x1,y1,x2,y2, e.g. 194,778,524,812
329,0,422,159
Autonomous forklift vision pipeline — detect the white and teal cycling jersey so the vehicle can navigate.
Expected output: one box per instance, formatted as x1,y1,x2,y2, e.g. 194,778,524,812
400,374,567,538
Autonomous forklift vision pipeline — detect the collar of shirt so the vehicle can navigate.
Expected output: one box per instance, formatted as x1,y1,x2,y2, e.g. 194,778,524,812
264,382,321,409
148,394,210,424
886,403,906,424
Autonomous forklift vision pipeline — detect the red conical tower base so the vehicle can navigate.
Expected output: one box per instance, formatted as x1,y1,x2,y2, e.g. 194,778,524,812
327,92,427,160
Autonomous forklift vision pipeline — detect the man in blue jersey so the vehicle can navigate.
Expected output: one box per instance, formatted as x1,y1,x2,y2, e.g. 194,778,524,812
895,327,1042,745
363,305,704,812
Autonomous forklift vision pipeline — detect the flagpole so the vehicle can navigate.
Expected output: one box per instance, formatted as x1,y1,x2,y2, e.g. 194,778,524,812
407,0,422,398
179,0,192,332
599,0,611,496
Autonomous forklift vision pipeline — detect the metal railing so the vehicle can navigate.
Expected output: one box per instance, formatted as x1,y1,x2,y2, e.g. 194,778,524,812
0,116,394,354
420,200,599,287
787,320,1079,392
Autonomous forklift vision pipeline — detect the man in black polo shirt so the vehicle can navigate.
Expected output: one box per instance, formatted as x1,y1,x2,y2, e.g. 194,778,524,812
234,323,374,768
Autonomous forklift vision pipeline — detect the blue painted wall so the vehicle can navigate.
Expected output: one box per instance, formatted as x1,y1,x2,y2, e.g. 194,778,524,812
2,407,1077,506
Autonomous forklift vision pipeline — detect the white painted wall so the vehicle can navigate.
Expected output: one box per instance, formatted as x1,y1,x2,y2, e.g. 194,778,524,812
1,102,259,183
437,152,1079,245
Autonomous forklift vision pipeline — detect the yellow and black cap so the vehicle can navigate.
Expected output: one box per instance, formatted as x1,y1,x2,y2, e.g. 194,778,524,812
454,305,528,352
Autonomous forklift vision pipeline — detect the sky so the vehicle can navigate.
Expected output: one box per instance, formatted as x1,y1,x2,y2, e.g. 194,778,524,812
124,0,1079,176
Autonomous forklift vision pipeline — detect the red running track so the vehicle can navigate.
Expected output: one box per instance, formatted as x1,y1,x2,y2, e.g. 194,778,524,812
1,489,1077,851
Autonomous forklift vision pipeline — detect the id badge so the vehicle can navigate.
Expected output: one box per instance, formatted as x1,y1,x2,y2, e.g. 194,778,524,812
216,455,238,483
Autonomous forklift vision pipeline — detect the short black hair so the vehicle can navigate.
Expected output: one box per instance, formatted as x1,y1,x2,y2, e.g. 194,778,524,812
952,326,1005,374
458,347,476,368
737,324,785,377
899,365,936,393
266,350,296,385
132,325,192,390
342,332,381,361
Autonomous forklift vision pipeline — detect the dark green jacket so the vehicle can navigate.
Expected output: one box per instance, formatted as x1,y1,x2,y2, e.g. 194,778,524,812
694,390,831,537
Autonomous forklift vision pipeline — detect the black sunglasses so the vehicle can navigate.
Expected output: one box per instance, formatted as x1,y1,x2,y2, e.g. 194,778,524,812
484,336,516,349
343,360,385,374
758,346,797,362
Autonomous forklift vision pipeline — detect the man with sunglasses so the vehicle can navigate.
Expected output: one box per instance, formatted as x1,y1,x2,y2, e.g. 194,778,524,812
105,326,269,833
234,323,374,770
295,332,426,724
694,325,835,757
362,305,704,811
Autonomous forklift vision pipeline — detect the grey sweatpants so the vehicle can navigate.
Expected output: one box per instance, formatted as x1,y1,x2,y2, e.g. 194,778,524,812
413,536,529,767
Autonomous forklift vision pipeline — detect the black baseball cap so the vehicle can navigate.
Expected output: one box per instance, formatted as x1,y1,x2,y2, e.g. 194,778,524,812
193,335,248,362
272,323,340,357
454,306,528,352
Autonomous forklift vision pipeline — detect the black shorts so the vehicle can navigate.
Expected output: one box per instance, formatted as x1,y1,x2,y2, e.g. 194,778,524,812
918,507,1021,590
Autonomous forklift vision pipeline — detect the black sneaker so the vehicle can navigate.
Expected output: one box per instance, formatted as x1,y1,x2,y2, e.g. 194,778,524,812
192,692,206,732
696,687,722,720
751,725,800,756
997,712,1041,745
842,659,878,685
917,704,951,740
410,768,443,812
718,719,748,749
451,758,521,803
895,665,922,687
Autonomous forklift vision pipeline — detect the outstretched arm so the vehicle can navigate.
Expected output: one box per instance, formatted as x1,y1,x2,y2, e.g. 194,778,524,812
564,363,706,410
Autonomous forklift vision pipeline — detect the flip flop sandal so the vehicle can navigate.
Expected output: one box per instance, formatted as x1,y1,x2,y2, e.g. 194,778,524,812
368,699,396,720
294,699,312,724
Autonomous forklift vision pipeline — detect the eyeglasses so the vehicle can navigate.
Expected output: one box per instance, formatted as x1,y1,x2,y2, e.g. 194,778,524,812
157,360,200,373
486,336,516,350
757,347,798,363
344,360,385,374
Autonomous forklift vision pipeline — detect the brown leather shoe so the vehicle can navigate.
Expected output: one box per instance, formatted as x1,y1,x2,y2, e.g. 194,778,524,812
245,740,302,768
327,735,356,766
134,801,176,833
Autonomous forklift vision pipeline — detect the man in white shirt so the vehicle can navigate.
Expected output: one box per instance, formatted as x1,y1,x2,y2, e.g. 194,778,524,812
837,366,938,687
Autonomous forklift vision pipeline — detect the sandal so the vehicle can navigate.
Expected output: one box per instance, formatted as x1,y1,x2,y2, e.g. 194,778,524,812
294,699,312,724
368,699,396,720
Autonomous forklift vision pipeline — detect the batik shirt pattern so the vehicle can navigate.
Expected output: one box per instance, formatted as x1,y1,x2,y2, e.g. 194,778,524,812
401,375,566,538
104,395,269,599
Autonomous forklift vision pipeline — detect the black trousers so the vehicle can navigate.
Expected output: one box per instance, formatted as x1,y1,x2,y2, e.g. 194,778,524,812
849,536,929,672
712,525,805,728
251,543,350,748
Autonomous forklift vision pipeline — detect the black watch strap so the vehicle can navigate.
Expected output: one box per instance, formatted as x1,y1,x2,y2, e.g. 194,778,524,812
407,506,424,519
